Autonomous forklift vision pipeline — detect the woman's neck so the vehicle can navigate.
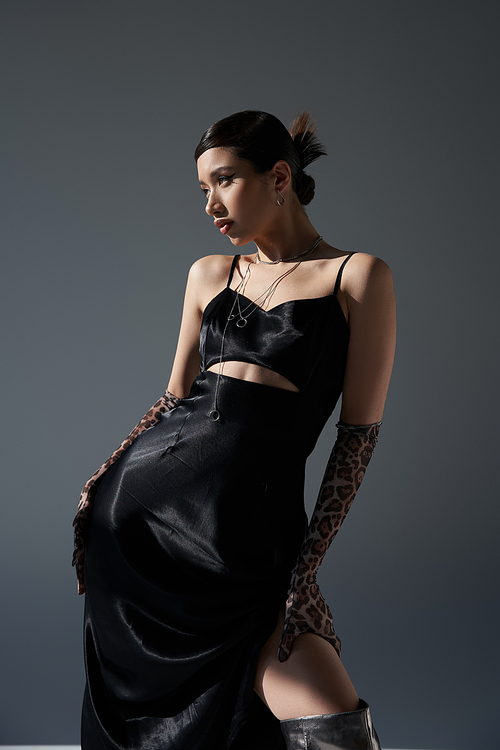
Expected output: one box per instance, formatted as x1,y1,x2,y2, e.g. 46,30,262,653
253,206,321,263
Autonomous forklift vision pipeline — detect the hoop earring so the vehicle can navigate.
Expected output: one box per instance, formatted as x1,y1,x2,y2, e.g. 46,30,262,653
276,190,286,207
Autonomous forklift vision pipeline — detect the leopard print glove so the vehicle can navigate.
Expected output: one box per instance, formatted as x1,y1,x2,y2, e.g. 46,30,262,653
278,421,381,661
72,389,180,594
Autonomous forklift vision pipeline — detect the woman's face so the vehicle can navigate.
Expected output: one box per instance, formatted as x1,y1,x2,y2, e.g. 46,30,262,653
197,147,276,246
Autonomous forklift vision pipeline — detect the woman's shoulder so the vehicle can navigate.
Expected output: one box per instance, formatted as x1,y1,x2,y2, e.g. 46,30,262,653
187,254,236,309
189,253,235,285
340,252,393,300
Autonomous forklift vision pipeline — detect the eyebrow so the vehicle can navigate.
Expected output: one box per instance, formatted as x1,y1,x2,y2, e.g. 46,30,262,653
199,166,235,184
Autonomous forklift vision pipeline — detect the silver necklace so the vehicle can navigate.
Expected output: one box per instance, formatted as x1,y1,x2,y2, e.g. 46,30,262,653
229,260,301,328
255,235,323,265
209,240,321,421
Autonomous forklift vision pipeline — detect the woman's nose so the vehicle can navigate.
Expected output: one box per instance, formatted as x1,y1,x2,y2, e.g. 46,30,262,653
205,192,222,216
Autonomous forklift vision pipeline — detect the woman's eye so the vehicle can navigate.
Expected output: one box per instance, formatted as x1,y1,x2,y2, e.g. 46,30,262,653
218,173,235,186
200,173,235,198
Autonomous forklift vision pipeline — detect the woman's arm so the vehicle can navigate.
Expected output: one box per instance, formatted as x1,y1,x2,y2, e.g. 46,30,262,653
339,253,396,423
72,388,180,594
168,254,234,398
278,253,396,659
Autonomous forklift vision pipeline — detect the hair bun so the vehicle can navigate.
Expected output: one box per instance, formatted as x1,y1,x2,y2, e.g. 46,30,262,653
296,172,316,206
288,113,326,205
289,113,327,171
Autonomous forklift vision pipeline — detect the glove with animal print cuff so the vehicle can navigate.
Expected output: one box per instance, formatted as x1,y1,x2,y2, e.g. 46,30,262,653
72,389,180,594
278,421,381,661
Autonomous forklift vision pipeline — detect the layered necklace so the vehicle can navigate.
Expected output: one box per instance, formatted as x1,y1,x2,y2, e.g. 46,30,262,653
208,236,322,421
254,235,323,265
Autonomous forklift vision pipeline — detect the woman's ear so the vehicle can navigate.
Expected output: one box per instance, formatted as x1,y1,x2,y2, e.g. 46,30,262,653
272,160,292,194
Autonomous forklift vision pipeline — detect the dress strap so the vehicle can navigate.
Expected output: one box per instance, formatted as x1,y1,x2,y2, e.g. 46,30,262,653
333,253,355,295
227,255,240,287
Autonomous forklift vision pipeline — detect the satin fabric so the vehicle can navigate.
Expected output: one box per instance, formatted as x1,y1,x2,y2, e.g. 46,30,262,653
200,260,350,398
82,255,353,749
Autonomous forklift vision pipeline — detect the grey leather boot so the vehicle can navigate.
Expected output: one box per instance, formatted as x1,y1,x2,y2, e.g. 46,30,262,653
280,700,381,749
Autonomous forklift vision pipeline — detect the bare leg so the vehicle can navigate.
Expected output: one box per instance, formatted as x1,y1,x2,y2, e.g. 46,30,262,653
254,611,359,720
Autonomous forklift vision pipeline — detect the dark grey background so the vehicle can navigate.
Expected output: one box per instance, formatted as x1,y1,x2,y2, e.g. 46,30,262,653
1,1,499,747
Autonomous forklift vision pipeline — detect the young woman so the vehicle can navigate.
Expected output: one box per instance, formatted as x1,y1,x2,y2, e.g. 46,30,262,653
73,111,396,750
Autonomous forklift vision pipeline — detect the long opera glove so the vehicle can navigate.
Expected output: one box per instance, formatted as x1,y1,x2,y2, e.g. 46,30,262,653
278,421,381,661
72,389,180,594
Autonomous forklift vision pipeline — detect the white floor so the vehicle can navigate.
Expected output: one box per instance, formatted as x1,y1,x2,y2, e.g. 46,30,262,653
0,748,410,750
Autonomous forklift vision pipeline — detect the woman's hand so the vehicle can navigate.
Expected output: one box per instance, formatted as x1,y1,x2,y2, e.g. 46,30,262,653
73,483,99,594
278,569,341,661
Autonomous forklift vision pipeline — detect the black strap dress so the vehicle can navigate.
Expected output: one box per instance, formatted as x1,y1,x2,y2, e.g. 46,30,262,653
82,253,353,749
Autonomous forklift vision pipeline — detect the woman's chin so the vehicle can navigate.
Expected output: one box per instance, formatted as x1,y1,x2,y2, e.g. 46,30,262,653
227,235,251,247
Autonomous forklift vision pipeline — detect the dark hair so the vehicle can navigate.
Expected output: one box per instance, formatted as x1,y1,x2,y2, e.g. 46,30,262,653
194,110,326,206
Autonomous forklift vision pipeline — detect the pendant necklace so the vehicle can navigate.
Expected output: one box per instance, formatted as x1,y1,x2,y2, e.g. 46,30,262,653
208,236,322,422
